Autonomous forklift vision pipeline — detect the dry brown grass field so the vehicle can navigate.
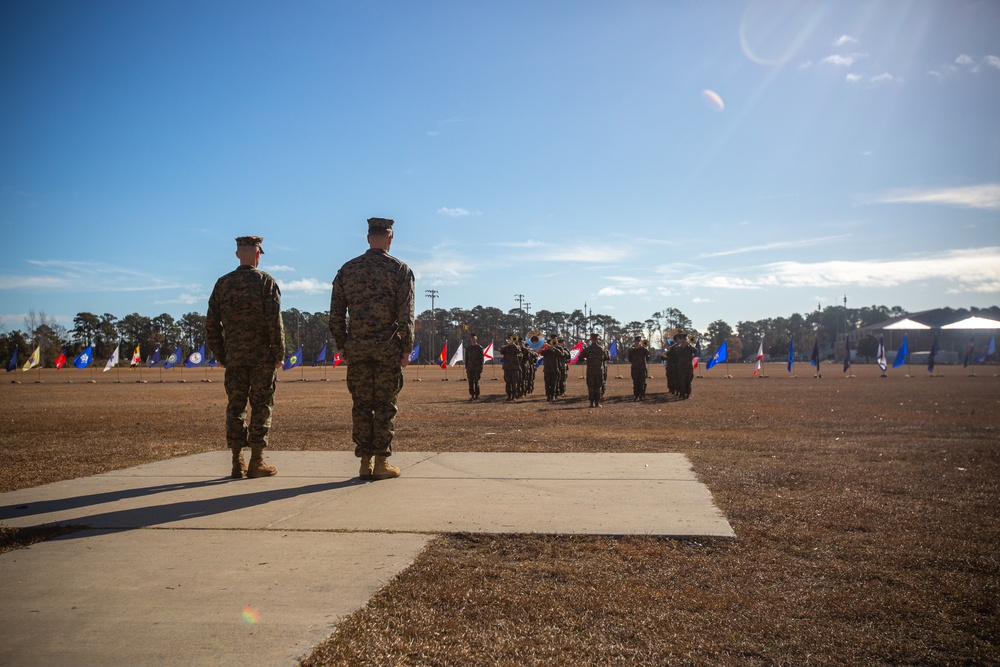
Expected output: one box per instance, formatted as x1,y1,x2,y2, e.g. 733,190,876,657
2,361,998,665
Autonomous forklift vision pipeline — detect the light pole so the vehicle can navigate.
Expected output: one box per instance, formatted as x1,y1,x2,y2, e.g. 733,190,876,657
425,289,439,365
514,293,526,335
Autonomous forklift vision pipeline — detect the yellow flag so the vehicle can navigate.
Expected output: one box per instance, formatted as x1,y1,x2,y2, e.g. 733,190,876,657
22,346,41,371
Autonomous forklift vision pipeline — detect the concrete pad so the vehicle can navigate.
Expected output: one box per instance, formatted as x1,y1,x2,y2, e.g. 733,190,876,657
0,451,733,665
0,528,431,667
0,451,733,537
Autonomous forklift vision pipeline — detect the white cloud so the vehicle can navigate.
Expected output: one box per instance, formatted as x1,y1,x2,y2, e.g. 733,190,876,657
674,247,1000,293
697,235,850,259
955,54,975,67
4,260,189,293
846,73,863,83
869,72,897,84
438,207,471,217
278,278,328,294
692,297,711,303
873,183,1000,210
540,244,631,263
0,275,72,289
822,54,863,67
155,292,207,305
263,264,295,272
597,276,648,296
411,256,477,287
835,35,858,47
984,55,1000,70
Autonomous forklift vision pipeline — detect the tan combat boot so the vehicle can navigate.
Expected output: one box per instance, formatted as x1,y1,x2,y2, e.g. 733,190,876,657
359,455,374,480
372,456,400,480
247,447,277,478
230,448,247,479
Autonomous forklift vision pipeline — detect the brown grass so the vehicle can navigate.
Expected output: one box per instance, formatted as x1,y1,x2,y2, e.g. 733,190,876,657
2,362,998,665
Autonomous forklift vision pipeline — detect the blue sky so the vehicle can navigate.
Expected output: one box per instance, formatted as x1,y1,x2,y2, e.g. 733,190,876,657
1,0,998,336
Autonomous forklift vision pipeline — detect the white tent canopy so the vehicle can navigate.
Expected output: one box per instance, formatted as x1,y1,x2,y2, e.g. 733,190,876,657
941,316,1000,330
882,318,931,330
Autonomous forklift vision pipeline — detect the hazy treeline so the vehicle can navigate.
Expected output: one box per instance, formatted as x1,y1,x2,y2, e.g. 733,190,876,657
3,304,999,368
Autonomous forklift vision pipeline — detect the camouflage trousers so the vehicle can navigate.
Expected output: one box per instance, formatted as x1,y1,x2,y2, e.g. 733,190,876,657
586,370,604,403
346,352,404,458
467,368,482,398
631,366,647,398
543,370,559,400
503,367,521,399
224,365,277,449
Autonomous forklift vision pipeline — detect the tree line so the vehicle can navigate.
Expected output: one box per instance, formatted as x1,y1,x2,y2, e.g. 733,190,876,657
3,304,998,369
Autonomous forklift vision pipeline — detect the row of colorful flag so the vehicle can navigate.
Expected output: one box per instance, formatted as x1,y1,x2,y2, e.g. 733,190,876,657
733,332,997,376
10,332,995,375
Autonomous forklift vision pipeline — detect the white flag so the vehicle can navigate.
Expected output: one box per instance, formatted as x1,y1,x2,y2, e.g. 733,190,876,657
103,344,120,372
876,334,887,372
754,339,764,376
483,341,494,361
449,342,465,366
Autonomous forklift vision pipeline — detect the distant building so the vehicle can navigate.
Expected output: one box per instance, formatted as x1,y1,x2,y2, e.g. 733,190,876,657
838,308,1000,364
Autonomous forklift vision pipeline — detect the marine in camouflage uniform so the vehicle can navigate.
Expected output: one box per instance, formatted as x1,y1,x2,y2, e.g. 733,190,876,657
206,235,285,479
579,333,611,407
556,337,569,396
666,332,696,399
329,217,415,480
539,337,567,402
626,336,650,401
465,333,485,400
500,336,522,401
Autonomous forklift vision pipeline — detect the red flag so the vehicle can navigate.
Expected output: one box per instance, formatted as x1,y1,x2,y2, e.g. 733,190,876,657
753,340,764,375
333,352,344,367
438,343,447,369
483,341,494,361
567,341,584,365
54,351,67,370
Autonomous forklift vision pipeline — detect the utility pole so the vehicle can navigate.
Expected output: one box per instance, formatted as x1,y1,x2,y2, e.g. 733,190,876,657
425,289,439,365
514,293,526,334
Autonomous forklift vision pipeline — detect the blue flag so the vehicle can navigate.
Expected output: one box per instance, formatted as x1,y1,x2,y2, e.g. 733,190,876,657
5,349,17,372
73,346,93,369
164,346,183,369
149,345,161,367
282,346,303,371
986,335,997,361
892,334,908,369
787,338,794,373
312,344,327,366
208,355,219,367
408,342,421,363
185,344,206,368
608,339,618,359
706,340,727,370
927,334,939,373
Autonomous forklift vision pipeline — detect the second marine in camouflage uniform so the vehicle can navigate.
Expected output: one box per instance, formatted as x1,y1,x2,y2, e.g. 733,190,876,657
579,333,611,408
206,235,284,479
539,337,568,402
626,336,650,401
329,218,415,480
500,336,521,401
465,333,485,400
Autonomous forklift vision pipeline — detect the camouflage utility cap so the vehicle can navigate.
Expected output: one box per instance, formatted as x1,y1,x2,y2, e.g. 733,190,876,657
367,218,394,232
236,235,265,253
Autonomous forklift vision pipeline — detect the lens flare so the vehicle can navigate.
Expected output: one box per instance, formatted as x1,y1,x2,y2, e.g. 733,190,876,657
241,606,260,624
739,0,825,67
701,89,724,112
